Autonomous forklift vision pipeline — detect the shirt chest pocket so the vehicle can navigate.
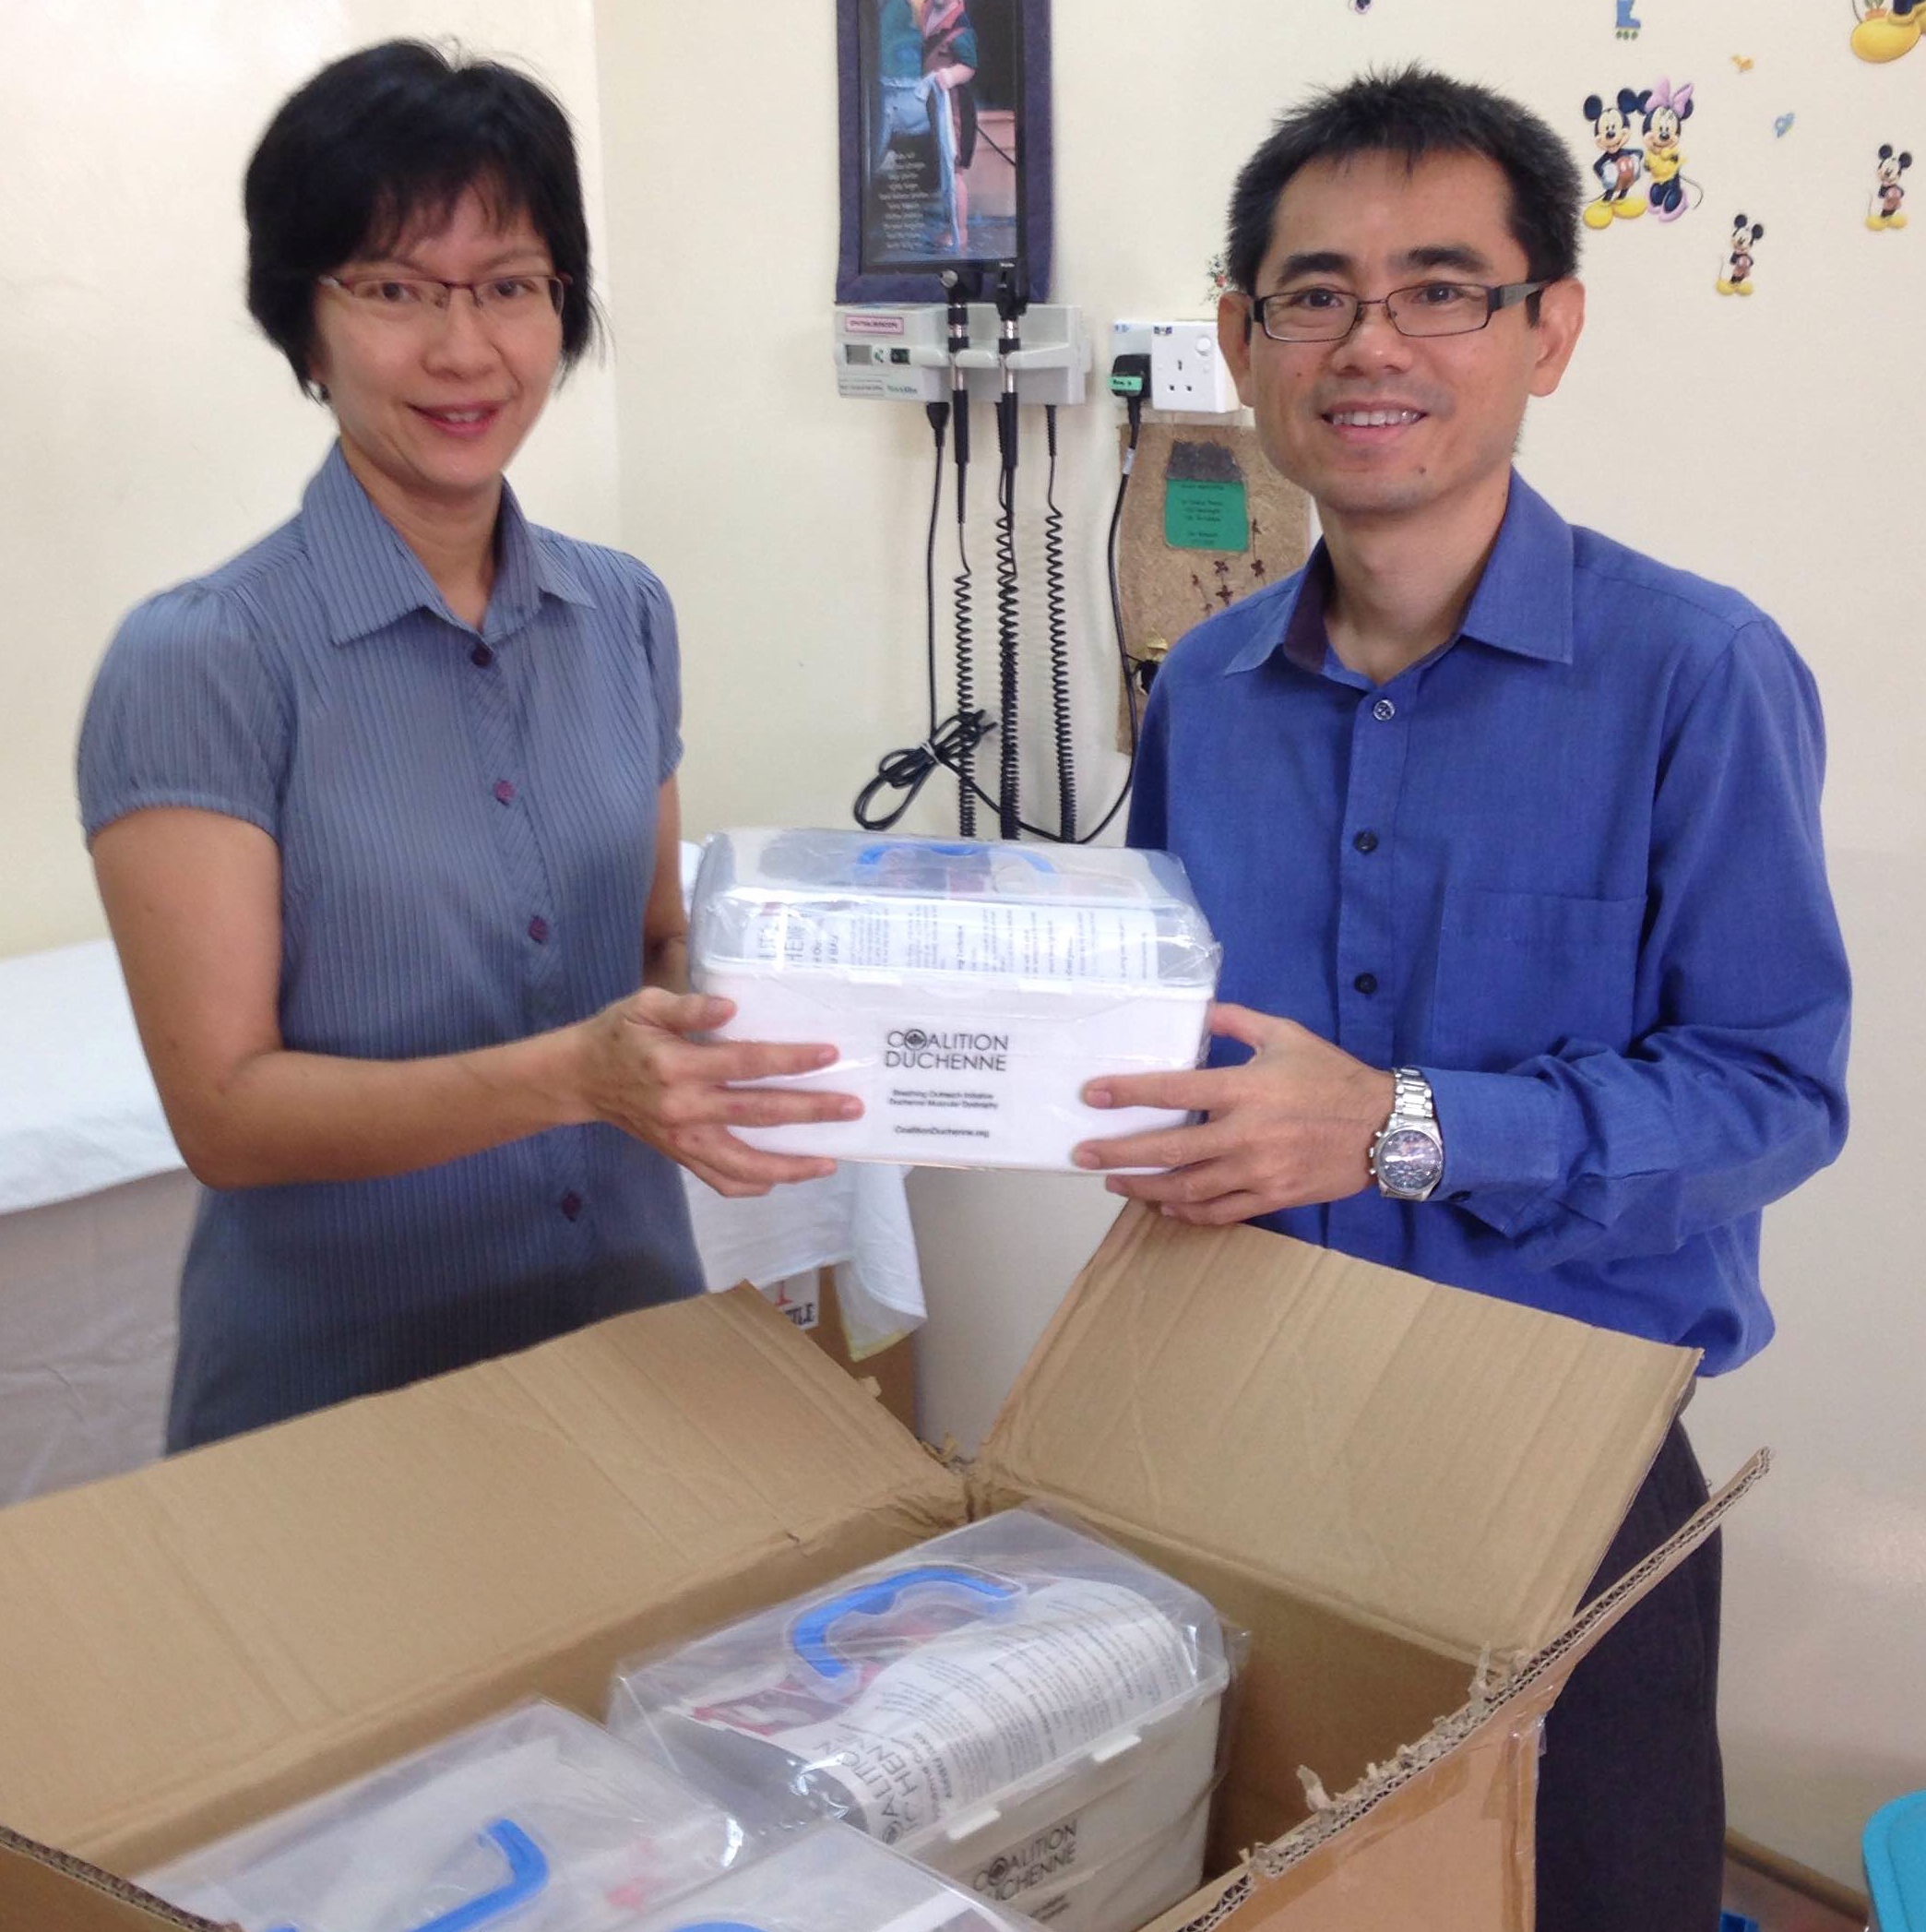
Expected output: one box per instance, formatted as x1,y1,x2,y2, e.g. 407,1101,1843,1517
1428,887,1646,1070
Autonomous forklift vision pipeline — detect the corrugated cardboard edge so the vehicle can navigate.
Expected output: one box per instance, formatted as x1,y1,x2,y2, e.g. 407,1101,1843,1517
0,1826,230,1932
1140,1449,1771,1932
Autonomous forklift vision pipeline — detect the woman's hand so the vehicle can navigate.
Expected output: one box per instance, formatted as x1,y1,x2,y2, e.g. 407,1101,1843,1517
574,989,861,1198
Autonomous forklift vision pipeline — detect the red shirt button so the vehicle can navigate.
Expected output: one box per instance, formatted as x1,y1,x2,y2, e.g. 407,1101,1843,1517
470,644,494,668
493,780,516,805
528,916,550,944
561,1192,583,1221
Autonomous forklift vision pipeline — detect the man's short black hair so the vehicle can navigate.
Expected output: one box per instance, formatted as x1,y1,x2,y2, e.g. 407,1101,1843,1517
1227,67,1583,316
244,40,598,397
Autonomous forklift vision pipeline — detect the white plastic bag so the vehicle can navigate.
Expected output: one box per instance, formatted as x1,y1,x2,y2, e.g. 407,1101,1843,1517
139,1701,750,1932
609,1509,1237,1932
632,1823,1042,1932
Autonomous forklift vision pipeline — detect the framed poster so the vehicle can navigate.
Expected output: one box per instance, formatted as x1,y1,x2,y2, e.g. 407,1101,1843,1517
835,0,1054,303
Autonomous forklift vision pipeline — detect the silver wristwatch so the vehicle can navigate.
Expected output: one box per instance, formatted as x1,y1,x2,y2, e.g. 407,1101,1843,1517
1369,1067,1445,1201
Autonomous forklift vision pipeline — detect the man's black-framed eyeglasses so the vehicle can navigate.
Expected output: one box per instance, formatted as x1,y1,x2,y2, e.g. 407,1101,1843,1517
1248,279,1549,342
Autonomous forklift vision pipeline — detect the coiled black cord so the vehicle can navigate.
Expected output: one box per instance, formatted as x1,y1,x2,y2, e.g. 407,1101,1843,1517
994,392,1021,840
854,388,1144,846
1042,404,1076,841
853,402,995,832
952,460,978,836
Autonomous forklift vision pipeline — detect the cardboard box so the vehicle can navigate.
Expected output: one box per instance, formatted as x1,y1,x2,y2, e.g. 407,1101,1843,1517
760,1264,918,1433
0,1207,1762,1932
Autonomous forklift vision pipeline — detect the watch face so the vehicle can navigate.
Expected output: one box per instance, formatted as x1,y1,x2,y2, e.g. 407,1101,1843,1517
1378,1127,1443,1194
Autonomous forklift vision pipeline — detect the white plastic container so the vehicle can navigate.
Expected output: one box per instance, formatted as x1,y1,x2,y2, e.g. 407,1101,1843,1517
138,1700,750,1932
608,1509,1236,1932
632,1823,1040,1932
688,830,1219,1173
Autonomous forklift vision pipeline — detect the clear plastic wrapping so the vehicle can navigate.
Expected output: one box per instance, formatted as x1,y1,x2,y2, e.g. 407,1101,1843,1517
631,1823,1043,1932
688,830,1221,1173
138,1700,751,1932
608,1509,1240,1932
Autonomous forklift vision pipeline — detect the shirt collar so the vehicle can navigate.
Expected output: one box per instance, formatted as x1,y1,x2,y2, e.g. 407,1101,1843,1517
1222,469,1575,677
301,441,594,648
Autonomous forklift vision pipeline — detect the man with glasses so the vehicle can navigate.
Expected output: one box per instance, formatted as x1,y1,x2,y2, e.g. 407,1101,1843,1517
1073,67,1849,1932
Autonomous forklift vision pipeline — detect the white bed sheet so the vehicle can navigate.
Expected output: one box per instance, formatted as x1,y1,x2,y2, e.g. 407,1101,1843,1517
0,928,923,1506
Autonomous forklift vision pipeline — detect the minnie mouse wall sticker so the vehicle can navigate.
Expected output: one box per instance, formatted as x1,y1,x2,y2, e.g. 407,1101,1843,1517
1642,79,1701,220
1852,0,1921,62
1716,213,1765,294
1869,144,1912,228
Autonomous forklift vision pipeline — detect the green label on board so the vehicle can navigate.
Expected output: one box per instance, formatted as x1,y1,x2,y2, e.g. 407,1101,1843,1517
1164,477,1249,551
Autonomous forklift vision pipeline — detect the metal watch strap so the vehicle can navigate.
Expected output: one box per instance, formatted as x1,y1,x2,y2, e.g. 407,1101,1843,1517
1390,1067,1434,1123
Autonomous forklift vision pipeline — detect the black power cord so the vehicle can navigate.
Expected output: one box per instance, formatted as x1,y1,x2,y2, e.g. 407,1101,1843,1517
1042,404,1076,841
1070,362,1148,844
945,274,978,836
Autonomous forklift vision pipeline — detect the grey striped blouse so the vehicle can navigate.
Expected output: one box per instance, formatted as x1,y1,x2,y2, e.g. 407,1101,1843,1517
78,443,704,1449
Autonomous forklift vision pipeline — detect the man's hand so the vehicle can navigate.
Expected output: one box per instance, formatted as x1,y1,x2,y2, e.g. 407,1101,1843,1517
1071,1004,1396,1225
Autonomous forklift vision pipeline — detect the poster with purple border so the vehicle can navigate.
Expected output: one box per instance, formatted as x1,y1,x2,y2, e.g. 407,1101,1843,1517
836,0,1053,302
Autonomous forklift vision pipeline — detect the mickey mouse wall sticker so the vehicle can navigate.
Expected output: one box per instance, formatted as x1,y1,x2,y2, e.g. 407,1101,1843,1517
1851,0,1921,63
1584,89,1649,226
1869,145,1912,228
1716,214,1765,294
1581,83,1700,230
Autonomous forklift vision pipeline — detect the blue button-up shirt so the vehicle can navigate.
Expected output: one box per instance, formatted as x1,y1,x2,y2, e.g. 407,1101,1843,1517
78,445,704,1448
1129,472,1849,1373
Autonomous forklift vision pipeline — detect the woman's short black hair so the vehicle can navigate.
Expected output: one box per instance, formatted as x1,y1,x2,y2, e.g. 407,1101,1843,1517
1227,67,1583,318
244,40,598,396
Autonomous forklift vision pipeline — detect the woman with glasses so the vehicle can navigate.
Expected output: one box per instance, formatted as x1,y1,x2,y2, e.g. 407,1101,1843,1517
77,42,856,1451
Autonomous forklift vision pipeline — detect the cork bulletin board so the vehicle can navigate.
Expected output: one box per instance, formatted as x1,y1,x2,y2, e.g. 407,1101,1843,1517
1113,420,1311,745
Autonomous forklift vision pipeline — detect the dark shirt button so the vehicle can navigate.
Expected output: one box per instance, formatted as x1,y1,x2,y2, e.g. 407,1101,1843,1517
470,644,494,668
1353,829,1379,853
561,1191,583,1221
1373,697,1397,722
493,780,517,805
1448,1190,1470,1204
1353,972,1379,996
528,915,551,945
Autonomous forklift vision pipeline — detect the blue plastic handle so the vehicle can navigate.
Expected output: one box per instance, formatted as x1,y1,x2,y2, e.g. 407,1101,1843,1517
264,1819,552,1932
409,1819,550,1932
790,1564,1020,1681
851,840,1054,878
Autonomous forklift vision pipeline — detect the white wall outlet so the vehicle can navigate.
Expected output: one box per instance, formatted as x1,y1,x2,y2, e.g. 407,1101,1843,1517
1149,322,1240,413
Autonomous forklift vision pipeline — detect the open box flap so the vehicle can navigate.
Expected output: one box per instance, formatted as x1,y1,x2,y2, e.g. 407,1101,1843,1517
1139,1449,1771,1932
977,1207,1699,1664
0,1286,965,1875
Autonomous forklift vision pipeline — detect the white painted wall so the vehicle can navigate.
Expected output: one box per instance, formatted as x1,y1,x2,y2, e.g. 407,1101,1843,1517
2,0,1919,1893
594,0,1922,1890
0,0,621,959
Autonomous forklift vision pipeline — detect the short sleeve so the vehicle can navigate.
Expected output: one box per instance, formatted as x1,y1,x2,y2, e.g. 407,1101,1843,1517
77,587,291,846
630,563,684,784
